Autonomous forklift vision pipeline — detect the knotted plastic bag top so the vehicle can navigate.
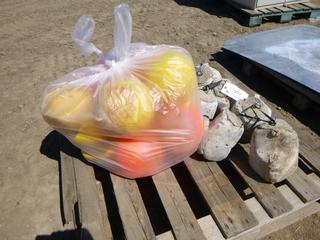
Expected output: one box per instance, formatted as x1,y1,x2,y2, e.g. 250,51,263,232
72,4,132,62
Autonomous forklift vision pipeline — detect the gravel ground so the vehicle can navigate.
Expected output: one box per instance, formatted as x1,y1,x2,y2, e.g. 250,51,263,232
0,0,319,239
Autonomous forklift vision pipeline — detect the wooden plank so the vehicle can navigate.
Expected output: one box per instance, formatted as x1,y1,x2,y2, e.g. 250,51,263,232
185,157,258,238
258,8,271,14
277,184,304,208
286,167,320,202
111,174,155,240
71,154,109,240
232,202,320,240
156,231,175,240
244,198,270,224
309,172,320,186
266,7,281,13
152,168,206,240
96,180,113,239
295,3,310,10
60,152,77,225
197,215,225,240
228,146,293,217
241,8,261,16
298,138,320,173
275,6,294,12
288,4,301,11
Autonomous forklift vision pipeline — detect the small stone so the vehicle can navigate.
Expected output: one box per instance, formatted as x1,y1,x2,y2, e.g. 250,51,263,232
203,81,231,110
196,63,222,87
215,94,230,110
213,32,218,37
198,90,218,119
198,109,244,161
196,64,234,110
270,129,278,137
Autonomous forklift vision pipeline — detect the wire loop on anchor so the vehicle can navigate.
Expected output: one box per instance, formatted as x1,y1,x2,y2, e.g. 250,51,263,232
238,103,276,129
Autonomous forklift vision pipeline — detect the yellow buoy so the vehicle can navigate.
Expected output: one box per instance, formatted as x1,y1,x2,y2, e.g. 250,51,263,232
42,86,93,129
142,49,197,102
101,76,154,132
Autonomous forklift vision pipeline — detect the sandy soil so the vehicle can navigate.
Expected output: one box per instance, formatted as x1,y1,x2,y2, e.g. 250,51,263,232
0,0,319,239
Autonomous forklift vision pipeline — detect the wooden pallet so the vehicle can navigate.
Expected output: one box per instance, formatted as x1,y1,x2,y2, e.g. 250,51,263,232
57,62,320,240
227,1,320,26
241,59,320,110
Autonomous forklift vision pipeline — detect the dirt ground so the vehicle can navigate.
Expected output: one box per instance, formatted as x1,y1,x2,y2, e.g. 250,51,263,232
1,0,320,239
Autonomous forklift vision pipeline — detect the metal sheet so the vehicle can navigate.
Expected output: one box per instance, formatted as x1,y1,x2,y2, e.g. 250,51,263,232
223,25,320,97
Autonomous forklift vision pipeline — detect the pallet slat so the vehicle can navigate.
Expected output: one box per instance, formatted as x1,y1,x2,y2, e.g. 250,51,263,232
153,168,206,240
234,201,320,240
295,3,309,10
275,6,294,12
185,157,258,238
258,8,271,14
95,180,113,240
111,174,155,240
288,4,303,11
286,167,320,202
72,155,110,240
267,7,281,13
61,152,77,225
228,147,293,217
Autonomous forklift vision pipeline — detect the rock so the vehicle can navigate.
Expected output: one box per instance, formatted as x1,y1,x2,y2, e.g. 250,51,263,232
198,109,244,161
249,119,299,183
210,79,232,109
196,63,234,110
202,79,231,110
215,95,230,110
196,63,236,110
196,63,222,87
198,90,218,119
231,95,272,141
203,116,210,130
197,116,210,154
210,79,227,97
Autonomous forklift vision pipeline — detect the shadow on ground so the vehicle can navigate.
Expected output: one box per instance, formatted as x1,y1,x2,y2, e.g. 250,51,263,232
174,0,247,26
40,130,88,222
35,228,93,240
40,130,85,162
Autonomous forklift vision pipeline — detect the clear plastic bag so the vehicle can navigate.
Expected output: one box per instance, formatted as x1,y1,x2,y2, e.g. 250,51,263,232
40,4,204,178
